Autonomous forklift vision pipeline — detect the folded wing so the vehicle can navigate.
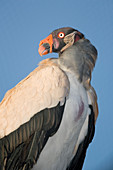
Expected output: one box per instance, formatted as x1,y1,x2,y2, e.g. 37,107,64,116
0,59,69,170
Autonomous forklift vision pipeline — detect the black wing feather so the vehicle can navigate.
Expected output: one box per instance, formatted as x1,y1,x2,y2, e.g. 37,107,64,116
0,101,65,170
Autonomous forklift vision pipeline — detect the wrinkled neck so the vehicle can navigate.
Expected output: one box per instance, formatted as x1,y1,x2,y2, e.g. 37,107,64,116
58,39,97,89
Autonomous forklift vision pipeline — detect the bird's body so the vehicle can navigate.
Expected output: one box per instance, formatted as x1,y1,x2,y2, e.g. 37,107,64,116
0,27,98,170
33,70,89,170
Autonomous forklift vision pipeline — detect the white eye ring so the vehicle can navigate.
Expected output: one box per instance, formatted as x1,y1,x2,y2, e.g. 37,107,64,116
58,32,65,38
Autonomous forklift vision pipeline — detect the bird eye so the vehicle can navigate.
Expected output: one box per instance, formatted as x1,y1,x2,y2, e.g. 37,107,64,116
58,32,65,38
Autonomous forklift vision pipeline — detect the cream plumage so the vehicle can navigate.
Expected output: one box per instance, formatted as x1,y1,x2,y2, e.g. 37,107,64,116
0,27,98,170
0,60,69,138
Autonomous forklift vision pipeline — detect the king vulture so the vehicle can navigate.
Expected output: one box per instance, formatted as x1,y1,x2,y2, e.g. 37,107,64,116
0,27,98,170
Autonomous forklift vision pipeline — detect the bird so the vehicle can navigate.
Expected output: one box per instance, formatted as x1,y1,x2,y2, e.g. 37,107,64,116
0,27,98,170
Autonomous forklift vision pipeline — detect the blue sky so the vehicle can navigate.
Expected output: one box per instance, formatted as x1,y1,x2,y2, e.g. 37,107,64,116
0,0,113,169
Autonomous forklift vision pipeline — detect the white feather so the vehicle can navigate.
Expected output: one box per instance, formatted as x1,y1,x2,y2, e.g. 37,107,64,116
0,65,69,138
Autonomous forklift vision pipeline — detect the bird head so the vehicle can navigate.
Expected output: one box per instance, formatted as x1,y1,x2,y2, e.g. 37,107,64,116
38,27,84,56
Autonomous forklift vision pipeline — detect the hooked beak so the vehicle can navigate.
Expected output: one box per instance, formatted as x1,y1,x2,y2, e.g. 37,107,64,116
38,34,53,56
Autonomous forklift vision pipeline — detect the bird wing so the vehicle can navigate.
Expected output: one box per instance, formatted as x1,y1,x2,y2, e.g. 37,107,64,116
66,105,95,170
0,58,70,170
67,86,98,170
